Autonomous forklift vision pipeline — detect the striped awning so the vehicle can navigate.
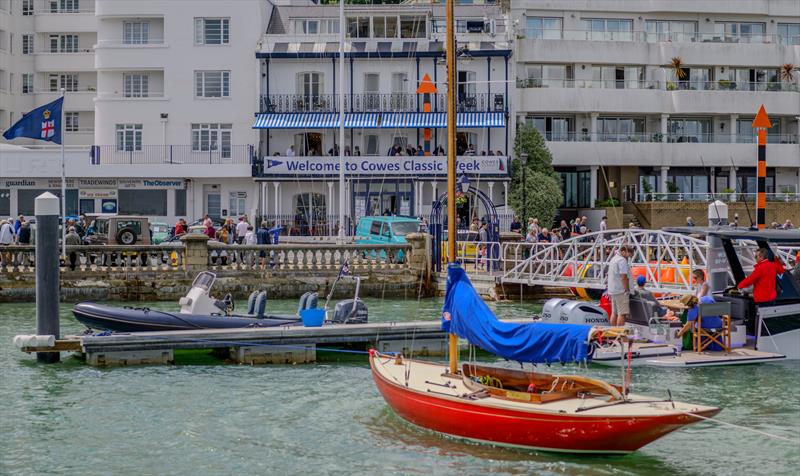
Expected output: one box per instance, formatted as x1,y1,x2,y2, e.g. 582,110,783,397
379,112,506,128
252,113,379,129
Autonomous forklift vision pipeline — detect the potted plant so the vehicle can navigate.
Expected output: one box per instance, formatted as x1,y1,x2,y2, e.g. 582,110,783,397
780,63,797,82
640,178,654,201
670,57,688,82
718,79,732,90
666,81,678,91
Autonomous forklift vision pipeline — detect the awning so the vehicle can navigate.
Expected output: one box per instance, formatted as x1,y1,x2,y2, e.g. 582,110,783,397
252,113,379,129
379,112,506,128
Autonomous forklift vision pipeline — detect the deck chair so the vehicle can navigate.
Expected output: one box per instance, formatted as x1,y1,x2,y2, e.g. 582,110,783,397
694,301,732,353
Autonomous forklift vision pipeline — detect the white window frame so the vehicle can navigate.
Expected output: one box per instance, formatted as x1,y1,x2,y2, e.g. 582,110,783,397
49,73,78,92
123,21,150,45
191,123,232,158
21,73,33,94
123,73,149,98
115,124,143,151
194,70,230,98
64,112,79,132
49,34,78,53
228,191,247,216
194,18,230,45
22,0,33,15
22,34,33,54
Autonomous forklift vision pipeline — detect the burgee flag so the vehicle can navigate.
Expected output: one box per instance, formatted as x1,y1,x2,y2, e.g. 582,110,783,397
2,97,63,144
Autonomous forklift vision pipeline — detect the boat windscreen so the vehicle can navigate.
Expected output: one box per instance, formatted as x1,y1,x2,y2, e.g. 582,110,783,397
191,272,216,291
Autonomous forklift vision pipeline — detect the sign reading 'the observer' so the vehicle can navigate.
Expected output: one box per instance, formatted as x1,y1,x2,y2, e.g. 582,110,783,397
262,156,508,177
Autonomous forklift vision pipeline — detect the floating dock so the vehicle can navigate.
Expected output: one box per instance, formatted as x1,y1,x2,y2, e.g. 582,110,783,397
17,319,532,366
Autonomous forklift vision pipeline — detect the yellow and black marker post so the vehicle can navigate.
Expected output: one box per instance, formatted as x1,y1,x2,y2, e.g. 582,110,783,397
752,105,771,230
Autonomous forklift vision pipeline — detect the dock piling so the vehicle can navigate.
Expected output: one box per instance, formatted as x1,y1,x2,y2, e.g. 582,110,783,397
34,192,61,364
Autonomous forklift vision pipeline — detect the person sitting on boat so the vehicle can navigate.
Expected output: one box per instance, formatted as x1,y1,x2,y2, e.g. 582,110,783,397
677,295,724,350
692,269,711,299
632,276,677,321
736,248,785,305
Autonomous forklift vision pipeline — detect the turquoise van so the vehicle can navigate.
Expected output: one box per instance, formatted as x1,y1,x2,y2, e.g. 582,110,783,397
355,216,421,263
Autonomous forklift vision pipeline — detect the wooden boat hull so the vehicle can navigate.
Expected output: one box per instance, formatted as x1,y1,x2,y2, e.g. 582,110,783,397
369,351,720,454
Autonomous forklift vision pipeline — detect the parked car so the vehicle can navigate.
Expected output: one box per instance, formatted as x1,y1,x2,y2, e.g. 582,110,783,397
355,216,420,263
84,215,151,245
150,222,171,244
440,229,481,263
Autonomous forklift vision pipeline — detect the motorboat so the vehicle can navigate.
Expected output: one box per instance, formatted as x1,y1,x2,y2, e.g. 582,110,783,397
73,271,368,332
369,265,721,454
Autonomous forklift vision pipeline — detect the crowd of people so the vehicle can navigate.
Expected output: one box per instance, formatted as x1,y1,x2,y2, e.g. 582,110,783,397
270,143,506,158
508,215,607,243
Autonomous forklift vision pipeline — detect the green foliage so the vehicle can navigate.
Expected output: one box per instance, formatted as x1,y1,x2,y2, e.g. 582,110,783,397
509,125,562,225
640,177,654,194
666,181,679,193
595,198,620,207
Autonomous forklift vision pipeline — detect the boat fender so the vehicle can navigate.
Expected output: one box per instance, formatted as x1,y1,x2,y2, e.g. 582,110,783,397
13,335,56,348
254,291,268,317
246,291,259,315
305,293,319,310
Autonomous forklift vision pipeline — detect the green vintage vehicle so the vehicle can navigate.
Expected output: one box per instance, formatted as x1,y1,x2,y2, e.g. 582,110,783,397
150,222,171,244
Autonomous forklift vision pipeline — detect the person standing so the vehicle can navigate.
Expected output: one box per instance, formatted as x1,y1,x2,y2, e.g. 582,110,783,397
14,215,24,234
509,216,522,234
607,245,633,327
600,216,608,232
65,226,82,271
235,216,249,244
285,145,295,157
0,220,15,266
256,220,271,268
737,248,786,304
17,222,32,245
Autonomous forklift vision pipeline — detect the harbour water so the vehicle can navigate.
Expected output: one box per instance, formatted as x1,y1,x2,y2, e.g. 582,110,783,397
1,298,798,476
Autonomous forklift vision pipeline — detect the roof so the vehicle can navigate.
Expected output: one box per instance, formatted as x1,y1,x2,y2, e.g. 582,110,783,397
663,226,800,244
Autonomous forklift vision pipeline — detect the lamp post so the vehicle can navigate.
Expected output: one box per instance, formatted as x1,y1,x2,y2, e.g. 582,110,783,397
519,152,528,220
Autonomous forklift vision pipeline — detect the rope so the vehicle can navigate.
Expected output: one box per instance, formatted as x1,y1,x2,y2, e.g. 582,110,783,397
684,412,800,445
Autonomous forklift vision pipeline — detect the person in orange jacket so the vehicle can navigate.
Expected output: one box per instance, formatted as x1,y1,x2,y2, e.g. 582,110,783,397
737,248,786,304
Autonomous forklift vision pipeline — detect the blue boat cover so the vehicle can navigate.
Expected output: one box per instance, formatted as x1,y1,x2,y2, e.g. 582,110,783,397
441,264,593,363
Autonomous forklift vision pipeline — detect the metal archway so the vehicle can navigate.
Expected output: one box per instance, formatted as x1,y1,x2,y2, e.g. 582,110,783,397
429,185,499,272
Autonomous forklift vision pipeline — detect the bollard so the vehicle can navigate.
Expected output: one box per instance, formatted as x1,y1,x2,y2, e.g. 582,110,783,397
35,192,60,363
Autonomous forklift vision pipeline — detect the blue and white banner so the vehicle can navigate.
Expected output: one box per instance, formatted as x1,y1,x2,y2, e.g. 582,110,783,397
261,155,508,177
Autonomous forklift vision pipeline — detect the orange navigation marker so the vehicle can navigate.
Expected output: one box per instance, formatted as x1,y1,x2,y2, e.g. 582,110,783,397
416,74,438,156
752,105,771,230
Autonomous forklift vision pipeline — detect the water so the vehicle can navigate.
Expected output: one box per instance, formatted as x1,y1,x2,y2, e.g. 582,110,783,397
1,298,798,476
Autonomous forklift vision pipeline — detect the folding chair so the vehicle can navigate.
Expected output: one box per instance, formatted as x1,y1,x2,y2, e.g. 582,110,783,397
694,301,732,353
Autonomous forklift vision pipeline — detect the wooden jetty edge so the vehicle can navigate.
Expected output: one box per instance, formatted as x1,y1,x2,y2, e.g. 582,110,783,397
18,319,534,366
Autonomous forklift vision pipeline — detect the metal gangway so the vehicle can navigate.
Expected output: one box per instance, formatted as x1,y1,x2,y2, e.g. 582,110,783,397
501,228,798,295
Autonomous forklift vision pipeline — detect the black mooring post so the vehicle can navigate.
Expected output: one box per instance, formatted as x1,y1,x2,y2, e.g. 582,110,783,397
35,192,60,363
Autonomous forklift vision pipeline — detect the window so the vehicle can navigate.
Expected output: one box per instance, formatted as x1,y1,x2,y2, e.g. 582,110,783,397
191,123,232,158
399,16,425,38
364,134,379,155
668,118,712,143
592,65,643,89
736,118,782,144
194,70,230,98
22,73,33,94
778,23,800,46
116,124,143,151
0,189,9,216
49,74,78,92
22,0,33,15
714,22,765,43
195,18,229,45
64,112,79,132
526,17,562,39
364,73,379,110
118,190,167,216
644,20,697,42
49,34,78,53
123,21,150,45
597,117,645,141
229,192,247,217
175,189,187,216
22,34,33,54
50,0,79,13
373,16,398,38
525,64,573,88
582,18,633,41
525,116,574,141
293,19,338,34
665,67,712,90
123,73,149,98
296,72,322,103
346,16,370,38
18,189,78,216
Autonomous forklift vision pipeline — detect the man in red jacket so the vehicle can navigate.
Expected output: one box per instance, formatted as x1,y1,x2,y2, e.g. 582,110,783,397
737,248,786,303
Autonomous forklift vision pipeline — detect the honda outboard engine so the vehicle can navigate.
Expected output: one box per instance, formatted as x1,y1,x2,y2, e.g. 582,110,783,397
331,299,368,324
559,300,610,326
540,299,569,322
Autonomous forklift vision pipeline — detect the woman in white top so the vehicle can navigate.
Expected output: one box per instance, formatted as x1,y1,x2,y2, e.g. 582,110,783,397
693,269,711,299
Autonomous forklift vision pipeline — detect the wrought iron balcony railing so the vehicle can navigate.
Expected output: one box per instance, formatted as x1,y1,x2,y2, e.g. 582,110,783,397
260,92,507,113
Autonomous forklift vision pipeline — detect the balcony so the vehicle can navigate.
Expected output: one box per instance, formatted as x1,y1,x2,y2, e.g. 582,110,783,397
34,10,95,33
520,29,799,46
260,93,507,113
34,50,94,71
36,89,96,110
95,41,169,69
95,91,167,101
92,145,254,165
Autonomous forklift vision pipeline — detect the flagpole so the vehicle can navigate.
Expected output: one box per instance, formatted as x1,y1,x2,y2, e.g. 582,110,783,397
60,88,66,261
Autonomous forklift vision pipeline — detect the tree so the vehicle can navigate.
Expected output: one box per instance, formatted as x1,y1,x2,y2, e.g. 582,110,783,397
509,125,562,227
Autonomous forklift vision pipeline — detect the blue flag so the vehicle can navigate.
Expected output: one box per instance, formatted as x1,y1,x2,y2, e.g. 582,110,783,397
2,97,63,144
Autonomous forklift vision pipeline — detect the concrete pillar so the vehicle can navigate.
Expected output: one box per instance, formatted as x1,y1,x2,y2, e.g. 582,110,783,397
660,166,669,194
729,114,738,143
35,192,60,364
430,181,437,203
503,181,508,209
487,181,494,205
405,232,431,275
660,114,669,142
272,182,280,223
327,182,334,235
181,234,210,271
729,166,737,202
589,166,598,208
590,113,599,142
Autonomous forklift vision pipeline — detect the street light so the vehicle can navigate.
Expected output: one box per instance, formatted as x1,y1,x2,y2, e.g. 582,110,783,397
518,152,528,220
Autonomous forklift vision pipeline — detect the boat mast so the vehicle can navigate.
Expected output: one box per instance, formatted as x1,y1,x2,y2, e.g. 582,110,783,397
446,0,458,374
337,0,346,243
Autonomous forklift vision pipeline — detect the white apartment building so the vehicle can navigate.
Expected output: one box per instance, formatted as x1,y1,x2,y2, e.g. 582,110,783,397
511,0,800,217
1,0,798,229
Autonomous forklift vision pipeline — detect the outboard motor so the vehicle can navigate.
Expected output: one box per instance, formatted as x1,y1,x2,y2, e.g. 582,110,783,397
253,291,267,317
558,301,610,326
541,299,569,322
331,299,368,324
305,293,319,310
246,291,259,315
297,292,312,315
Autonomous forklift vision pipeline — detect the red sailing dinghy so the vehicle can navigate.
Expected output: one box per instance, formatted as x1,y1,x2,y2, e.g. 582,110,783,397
368,265,721,454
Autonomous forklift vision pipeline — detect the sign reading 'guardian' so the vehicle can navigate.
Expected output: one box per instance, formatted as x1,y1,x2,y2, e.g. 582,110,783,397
262,156,508,177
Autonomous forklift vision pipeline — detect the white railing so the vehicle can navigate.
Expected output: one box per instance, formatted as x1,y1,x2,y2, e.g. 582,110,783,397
638,192,800,203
